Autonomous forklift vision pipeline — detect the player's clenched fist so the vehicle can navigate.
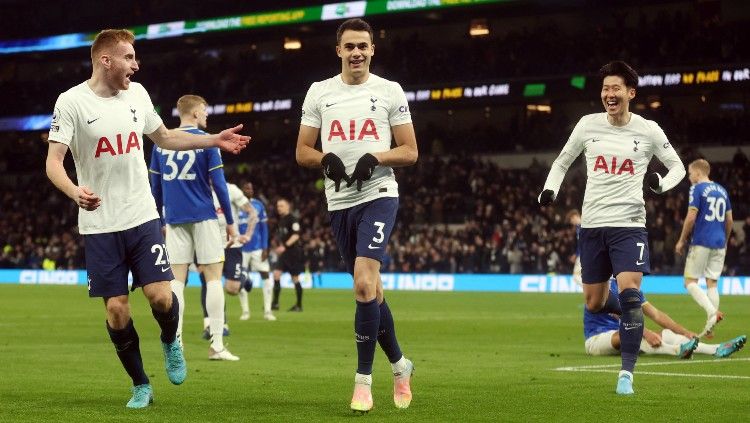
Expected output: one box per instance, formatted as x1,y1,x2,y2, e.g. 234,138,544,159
538,189,555,206
321,152,350,192
347,153,379,192
75,186,101,211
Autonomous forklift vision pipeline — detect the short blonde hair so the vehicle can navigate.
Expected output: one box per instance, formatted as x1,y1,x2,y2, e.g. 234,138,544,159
689,158,711,176
91,29,135,61
176,95,207,118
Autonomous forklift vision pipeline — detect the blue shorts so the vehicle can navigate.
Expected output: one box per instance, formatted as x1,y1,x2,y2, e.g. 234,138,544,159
579,227,651,284
84,219,174,298
223,247,243,280
329,197,398,275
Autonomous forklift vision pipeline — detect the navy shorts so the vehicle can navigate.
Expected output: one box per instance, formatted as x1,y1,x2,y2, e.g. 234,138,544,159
223,247,243,280
84,219,174,298
329,197,398,275
275,247,304,276
579,227,651,284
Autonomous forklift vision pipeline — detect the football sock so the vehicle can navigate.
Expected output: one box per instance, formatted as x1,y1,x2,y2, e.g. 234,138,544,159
151,292,179,344
687,283,717,316
107,319,149,386
294,281,303,307
377,299,403,363
272,280,281,306
242,272,253,293
169,280,185,339
600,289,622,315
263,277,273,313
618,288,644,373
200,273,208,318
238,289,249,314
662,329,717,355
355,299,380,375
206,280,226,351
707,286,720,311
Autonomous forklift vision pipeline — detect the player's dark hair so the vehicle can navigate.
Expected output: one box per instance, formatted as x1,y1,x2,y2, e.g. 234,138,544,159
599,61,639,89
336,18,373,45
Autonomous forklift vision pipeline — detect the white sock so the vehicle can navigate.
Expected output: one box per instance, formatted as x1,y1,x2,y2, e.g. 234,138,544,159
391,356,408,374
206,280,225,351
639,339,679,356
238,288,249,313
707,286,720,310
687,283,716,316
263,277,273,314
354,373,372,386
170,279,185,339
203,317,210,329
662,329,718,355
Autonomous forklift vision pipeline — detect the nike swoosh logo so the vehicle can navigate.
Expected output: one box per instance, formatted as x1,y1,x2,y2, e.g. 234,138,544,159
590,138,600,142
367,244,381,250
624,326,639,331
325,103,336,107
161,266,171,272
636,261,645,265
87,118,100,124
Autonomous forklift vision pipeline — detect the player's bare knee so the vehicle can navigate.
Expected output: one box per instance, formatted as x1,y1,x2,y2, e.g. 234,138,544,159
585,296,605,313
353,278,376,301
105,297,131,327
225,281,240,295
147,290,172,313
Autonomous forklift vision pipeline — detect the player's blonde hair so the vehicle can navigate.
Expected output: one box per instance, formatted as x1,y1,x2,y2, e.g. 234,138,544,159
689,158,711,176
176,95,208,118
91,29,135,62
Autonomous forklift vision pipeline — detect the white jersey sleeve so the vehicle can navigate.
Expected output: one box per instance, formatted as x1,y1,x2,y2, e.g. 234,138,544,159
388,82,412,126
48,94,76,145
647,121,685,193
300,83,322,129
542,117,587,197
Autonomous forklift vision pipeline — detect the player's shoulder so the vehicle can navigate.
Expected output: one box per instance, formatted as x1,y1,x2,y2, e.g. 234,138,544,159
56,81,90,105
176,126,207,135
630,112,663,132
577,113,602,126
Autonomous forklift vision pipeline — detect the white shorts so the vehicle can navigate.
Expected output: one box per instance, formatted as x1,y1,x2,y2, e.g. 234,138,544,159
684,245,726,280
243,249,270,273
166,219,224,265
584,331,618,356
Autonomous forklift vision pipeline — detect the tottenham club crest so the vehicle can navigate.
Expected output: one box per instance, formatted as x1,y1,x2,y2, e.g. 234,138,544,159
370,97,377,112
130,107,137,122
633,139,640,152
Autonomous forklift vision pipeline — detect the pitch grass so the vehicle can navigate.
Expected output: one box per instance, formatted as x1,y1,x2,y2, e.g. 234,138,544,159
1,285,749,422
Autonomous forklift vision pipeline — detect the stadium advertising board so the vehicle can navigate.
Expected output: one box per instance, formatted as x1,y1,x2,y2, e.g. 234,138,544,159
4,269,749,296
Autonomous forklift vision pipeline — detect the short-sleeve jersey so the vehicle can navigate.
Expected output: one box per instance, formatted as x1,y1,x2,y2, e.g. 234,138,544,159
300,73,411,211
277,214,301,250
149,126,223,225
213,183,249,247
688,181,732,248
554,113,683,228
242,198,268,252
583,279,649,339
48,81,163,234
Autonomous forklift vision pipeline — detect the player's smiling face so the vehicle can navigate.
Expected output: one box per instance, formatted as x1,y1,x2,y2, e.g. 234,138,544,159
336,30,374,83
601,75,635,117
105,41,139,90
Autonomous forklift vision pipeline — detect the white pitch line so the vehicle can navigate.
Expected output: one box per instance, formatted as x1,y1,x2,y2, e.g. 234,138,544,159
555,357,750,371
556,368,750,380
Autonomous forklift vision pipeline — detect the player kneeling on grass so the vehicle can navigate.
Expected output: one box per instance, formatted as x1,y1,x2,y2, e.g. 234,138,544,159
584,280,746,359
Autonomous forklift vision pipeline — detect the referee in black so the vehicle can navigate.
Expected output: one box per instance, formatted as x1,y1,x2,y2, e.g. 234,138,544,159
272,198,305,312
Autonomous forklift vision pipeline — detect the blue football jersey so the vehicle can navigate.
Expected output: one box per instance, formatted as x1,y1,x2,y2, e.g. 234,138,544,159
583,280,648,339
242,198,269,252
148,126,224,224
688,181,732,249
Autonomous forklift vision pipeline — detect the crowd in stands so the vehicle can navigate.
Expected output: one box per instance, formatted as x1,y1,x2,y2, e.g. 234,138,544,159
3,146,749,276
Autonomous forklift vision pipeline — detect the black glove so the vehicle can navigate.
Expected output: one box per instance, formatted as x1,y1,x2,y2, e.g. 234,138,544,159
347,153,379,191
648,172,662,192
538,189,554,206
321,152,349,192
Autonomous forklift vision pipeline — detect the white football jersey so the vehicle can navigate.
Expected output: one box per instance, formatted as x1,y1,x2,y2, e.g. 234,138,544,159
48,81,163,234
213,183,250,246
543,113,685,228
301,73,411,211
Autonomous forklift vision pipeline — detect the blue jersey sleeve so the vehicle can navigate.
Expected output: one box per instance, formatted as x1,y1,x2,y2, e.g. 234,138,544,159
688,184,699,210
260,220,269,248
148,146,164,221
210,167,233,225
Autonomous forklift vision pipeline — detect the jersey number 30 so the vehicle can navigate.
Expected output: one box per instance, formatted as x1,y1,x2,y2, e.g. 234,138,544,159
705,197,726,222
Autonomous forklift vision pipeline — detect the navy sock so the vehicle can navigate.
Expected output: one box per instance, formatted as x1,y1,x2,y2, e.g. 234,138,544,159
200,273,208,318
242,272,253,293
294,282,303,306
272,280,281,305
151,292,179,344
106,319,149,386
377,300,403,363
602,290,622,315
355,299,380,375
618,288,644,373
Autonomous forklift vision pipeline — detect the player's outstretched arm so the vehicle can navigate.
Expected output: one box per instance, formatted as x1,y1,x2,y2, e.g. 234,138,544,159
147,123,250,154
538,120,586,205
46,141,101,211
642,302,697,339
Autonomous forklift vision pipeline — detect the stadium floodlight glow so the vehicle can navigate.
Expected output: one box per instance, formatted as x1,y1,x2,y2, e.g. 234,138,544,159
284,37,302,50
469,19,489,37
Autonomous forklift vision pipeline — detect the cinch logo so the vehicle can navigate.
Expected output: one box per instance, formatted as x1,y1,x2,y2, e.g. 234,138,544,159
95,131,141,158
592,155,634,175
328,119,380,141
